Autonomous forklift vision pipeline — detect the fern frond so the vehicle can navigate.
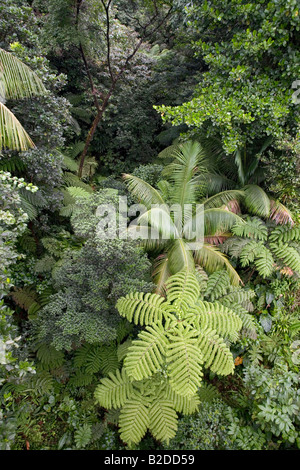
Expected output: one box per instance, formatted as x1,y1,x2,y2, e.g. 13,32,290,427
36,343,65,369
203,270,231,301
197,327,235,376
195,300,243,341
148,397,178,444
232,217,268,241
270,243,300,274
124,323,169,381
165,385,200,414
197,382,221,403
118,396,149,445
116,291,166,326
74,424,92,449
165,269,200,311
74,343,103,375
253,245,275,278
68,371,94,387
117,340,132,362
166,324,204,397
269,225,300,244
94,368,133,409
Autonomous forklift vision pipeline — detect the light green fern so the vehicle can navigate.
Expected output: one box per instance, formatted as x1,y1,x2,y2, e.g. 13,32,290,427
116,269,242,397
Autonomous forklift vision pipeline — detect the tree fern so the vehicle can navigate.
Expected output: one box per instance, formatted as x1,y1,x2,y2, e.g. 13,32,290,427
116,270,242,397
223,217,300,278
232,217,268,241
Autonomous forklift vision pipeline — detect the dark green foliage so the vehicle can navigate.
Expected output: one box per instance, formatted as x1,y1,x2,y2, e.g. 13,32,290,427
33,190,153,350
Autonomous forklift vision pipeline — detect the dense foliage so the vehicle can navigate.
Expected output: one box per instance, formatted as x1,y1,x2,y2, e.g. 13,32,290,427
0,0,299,452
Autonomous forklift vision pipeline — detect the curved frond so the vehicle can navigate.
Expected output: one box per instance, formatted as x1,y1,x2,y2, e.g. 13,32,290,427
243,184,270,218
0,101,34,150
269,199,294,226
203,208,244,236
122,173,165,209
203,190,244,209
0,48,46,100
152,254,171,296
167,238,195,274
194,244,241,286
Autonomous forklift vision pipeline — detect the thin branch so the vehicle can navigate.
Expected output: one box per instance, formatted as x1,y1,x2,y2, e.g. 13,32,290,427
101,0,115,83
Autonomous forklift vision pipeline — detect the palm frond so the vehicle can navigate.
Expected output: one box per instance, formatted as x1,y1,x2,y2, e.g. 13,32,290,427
167,239,195,274
123,173,165,209
269,199,294,226
164,141,209,207
0,48,46,100
0,101,34,150
194,244,241,286
203,190,244,209
243,184,270,218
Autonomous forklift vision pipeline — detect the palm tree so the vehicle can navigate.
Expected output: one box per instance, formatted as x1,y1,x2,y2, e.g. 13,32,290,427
194,134,294,225
0,48,45,151
123,141,246,292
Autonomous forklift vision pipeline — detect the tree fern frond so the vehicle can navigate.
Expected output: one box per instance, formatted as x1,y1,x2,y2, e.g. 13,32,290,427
197,327,235,376
118,396,149,445
94,368,133,409
165,385,200,414
165,269,200,311
148,397,178,444
124,323,169,381
232,217,268,241
117,340,132,362
194,300,243,341
269,225,300,244
116,291,166,326
270,243,300,274
166,324,204,397
203,270,231,301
